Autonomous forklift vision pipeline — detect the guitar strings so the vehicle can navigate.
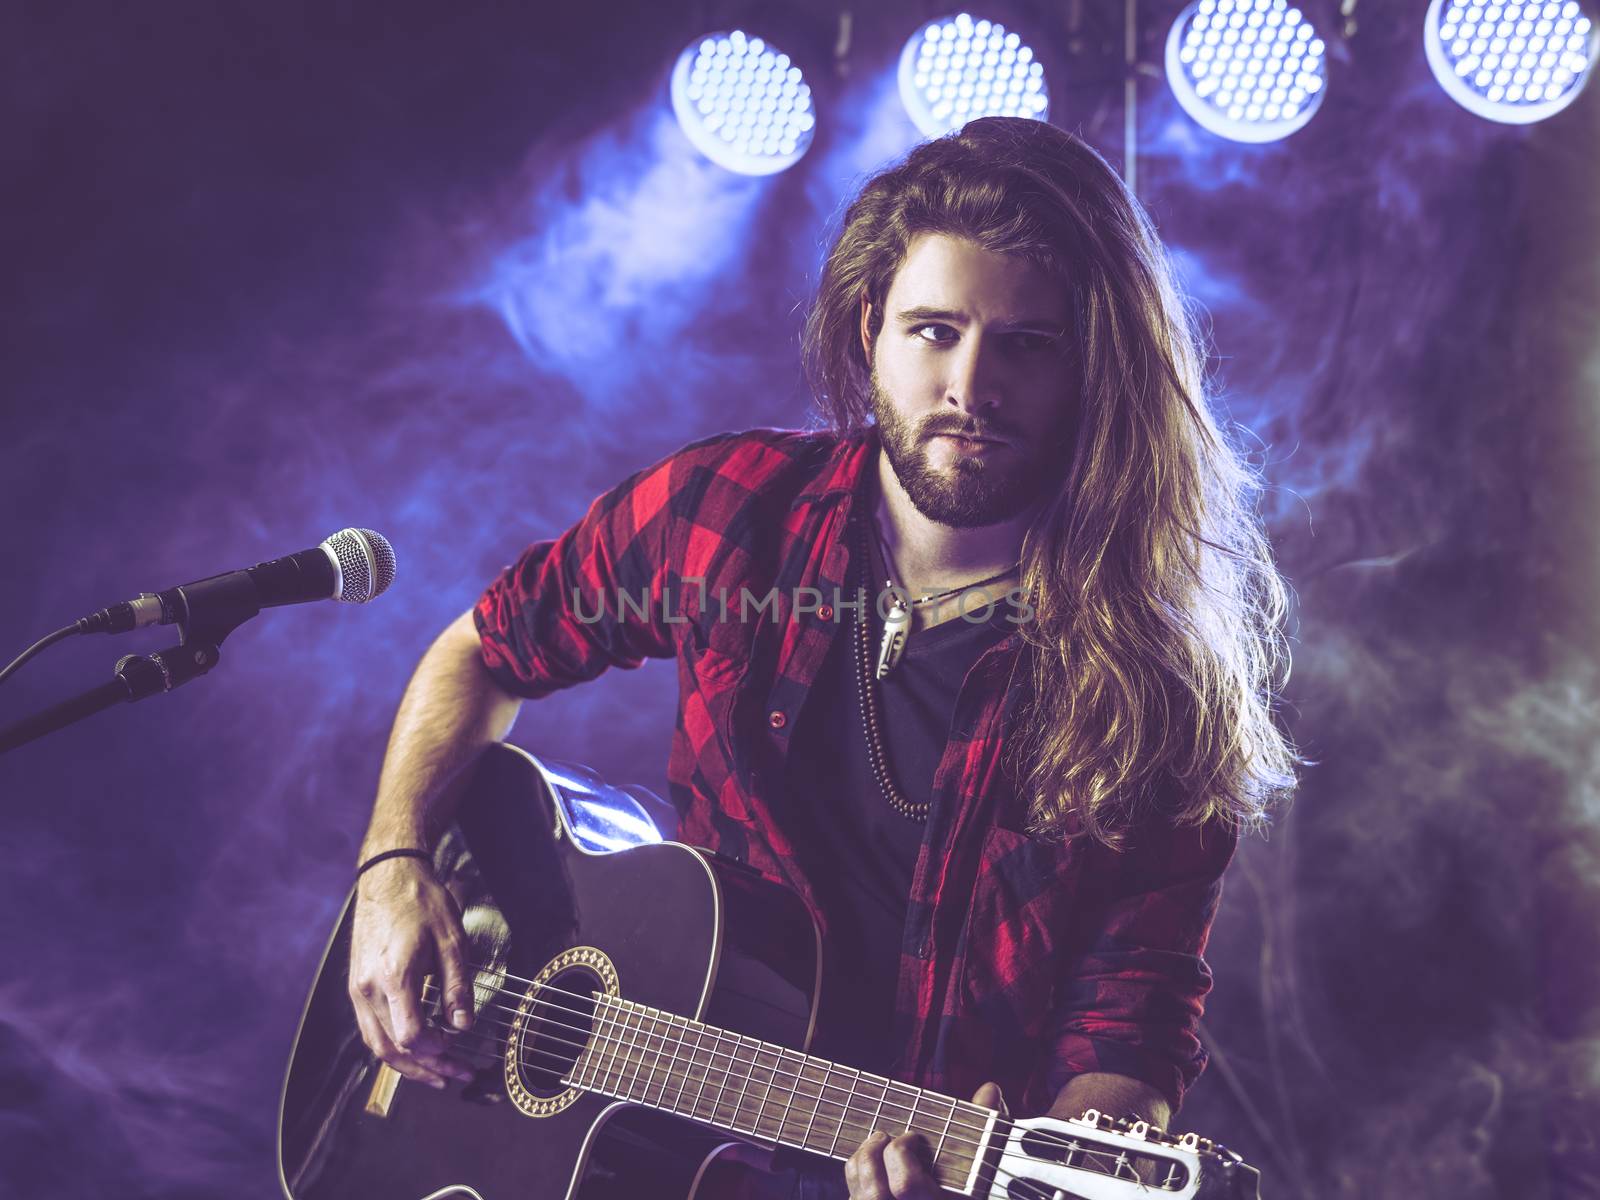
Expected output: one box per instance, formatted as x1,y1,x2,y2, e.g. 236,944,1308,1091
409,978,1173,1183
412,989,1163,1194
422,973,1170,1178
403,954,1187,1172
421,973,1001,1147
413,986,1174,1195
416,978,1000,1151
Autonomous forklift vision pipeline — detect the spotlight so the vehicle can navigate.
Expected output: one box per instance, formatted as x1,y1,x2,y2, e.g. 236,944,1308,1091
670,30,815,175
898,13,1051,137
1424,0,1595,123
1165,0,1328,143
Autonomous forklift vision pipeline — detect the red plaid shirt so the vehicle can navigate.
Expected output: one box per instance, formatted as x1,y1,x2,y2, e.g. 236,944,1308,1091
474,427,1237,1116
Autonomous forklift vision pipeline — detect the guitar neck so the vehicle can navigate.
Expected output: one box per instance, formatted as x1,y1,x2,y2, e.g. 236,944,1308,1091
567,993,996,1194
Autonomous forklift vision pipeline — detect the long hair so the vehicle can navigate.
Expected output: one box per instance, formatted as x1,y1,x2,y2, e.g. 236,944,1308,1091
802,117,1299,847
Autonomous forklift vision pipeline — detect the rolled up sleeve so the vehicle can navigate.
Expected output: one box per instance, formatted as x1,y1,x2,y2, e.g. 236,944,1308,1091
1044,816,1240,1114
474,454,681,699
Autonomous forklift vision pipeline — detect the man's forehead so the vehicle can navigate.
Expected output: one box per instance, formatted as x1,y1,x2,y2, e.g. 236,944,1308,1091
884,232,1070,320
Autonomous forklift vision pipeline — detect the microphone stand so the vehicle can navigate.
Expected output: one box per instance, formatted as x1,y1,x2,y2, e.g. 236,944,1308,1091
0,572,260,756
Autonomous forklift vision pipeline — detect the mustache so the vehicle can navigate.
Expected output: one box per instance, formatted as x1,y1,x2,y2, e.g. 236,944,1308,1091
921,418,1012,442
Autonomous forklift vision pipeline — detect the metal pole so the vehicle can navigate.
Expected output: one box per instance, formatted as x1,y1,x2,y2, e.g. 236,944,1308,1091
1125,0,1138,197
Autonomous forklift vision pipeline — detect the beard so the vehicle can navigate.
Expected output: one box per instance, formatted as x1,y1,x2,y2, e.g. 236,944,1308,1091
870,375,1065,528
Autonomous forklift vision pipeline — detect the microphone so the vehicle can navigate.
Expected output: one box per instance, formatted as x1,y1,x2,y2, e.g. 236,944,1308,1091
77,528,397,635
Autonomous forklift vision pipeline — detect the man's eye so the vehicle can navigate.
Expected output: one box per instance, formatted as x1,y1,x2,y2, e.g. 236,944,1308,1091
912,324,956,344
1010,332,1057,352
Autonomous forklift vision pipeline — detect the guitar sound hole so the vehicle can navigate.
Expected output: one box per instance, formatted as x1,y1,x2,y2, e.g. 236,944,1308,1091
515,966,600,1097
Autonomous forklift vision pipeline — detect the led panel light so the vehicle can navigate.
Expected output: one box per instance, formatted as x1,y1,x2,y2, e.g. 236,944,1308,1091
898,13,1051,137
670,30,815,175
1424,0,1596,123
1165,0,1328,143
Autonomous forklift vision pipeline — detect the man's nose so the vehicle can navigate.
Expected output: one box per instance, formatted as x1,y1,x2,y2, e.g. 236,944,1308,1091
945,338,1003,412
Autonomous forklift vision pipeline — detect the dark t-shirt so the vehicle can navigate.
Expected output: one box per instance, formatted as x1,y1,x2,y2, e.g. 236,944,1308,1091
781,514,1016,1076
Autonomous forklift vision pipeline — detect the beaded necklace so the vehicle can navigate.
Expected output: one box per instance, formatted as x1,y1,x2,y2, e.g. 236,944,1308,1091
854,515,1017,822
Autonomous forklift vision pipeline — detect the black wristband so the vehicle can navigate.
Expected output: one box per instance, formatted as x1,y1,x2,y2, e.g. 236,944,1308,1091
356,847,433,879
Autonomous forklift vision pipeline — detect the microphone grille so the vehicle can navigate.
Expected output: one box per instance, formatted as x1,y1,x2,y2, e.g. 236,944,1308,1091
324,528,397,603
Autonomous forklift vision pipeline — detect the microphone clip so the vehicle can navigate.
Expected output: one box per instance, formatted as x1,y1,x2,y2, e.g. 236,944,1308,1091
152,570,262,648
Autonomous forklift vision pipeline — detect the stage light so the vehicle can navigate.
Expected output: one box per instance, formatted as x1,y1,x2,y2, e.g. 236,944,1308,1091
1165,0,1328,143
1424,0,1595,123
670,30,816,175
897,13,1051,137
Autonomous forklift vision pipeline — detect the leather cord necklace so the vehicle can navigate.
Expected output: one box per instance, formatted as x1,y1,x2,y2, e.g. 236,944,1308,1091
867,513,1017,679
853,515,1017,823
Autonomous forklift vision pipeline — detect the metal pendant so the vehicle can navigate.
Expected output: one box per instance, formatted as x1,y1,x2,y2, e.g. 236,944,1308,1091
876,594,910,679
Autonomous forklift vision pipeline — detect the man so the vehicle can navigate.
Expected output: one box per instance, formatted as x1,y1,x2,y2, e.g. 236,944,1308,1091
348,117,1297,1199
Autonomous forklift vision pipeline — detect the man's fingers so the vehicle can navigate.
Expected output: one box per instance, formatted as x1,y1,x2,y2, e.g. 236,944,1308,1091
378,960,476,1083
844,1130,894,1199
346,873,476,1087
970,1080,1007,1117
882,1133,939,1198
385,961,429,1051
352,997,447,1089
434,922,475,1032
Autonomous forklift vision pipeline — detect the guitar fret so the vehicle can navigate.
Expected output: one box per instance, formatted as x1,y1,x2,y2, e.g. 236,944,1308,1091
719,1028,745,1129
634,1004,660,1105
730,1033,761,1136
798,1058,827,1149
707,1026,733,1127
667,1013,698,1115
610,999,639,1098
687,1023,715,1121
586,995,618,1093
934,1094,957,1169
826,1064,859,1157
633,998,665,1107
773,1049,801,1145
866,1073,888,1138
655,1009,684,1112
600,1000,625,1096
621,1002,649,1100
607,998,638,1098
747,1040,778,1140
636,998,662,1107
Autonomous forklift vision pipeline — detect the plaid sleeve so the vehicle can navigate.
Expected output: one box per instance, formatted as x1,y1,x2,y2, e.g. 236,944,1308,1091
473,450,684,699
1045,816,1240,1114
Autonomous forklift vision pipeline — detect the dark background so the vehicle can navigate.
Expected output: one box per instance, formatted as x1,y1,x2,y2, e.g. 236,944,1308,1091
3,2,1597,1197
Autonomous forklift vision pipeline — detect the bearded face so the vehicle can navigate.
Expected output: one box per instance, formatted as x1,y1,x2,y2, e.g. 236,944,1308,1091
866,235,1078,528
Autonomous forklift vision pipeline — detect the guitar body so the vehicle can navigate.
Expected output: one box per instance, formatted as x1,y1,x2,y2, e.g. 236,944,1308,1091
279,744,822,1200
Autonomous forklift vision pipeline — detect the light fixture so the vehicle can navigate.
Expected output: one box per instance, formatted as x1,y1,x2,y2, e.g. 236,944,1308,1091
670,30,815,175
1165,0,1329,143
1424,0,1596,123
898,13,1051,138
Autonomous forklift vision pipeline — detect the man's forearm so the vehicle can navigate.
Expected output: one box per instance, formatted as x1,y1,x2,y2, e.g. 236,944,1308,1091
1047,1072,1172,1130
360,608,524,859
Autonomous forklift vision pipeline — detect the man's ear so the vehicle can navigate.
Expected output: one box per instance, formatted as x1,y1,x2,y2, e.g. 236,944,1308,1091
858,296,873,365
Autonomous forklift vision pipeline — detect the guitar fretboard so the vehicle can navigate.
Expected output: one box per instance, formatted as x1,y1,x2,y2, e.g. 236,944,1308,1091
564,993,994,1193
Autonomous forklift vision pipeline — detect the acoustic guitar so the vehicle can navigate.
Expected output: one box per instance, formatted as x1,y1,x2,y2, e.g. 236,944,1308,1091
278,742,1260,1199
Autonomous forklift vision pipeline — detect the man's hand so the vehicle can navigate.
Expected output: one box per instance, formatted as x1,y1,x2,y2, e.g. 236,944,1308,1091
843,1081,1004,1199
347,856,477,1089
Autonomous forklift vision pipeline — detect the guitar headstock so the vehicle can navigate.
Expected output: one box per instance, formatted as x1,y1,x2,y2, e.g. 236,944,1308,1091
982,1109,1260,1200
